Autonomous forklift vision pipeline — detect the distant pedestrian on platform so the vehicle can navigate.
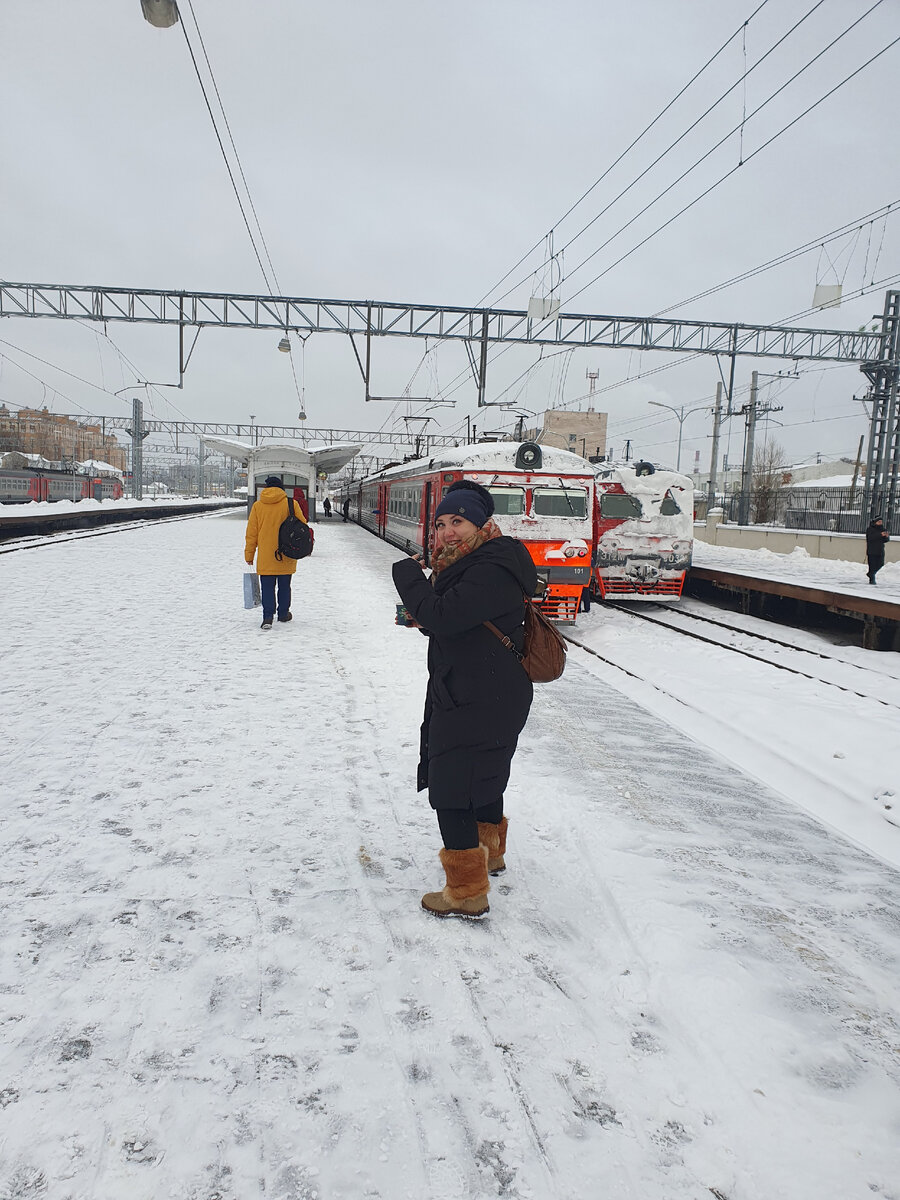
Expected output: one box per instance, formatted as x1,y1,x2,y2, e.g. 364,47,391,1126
392,480,537,920
323,497,332,519
244,475,308,629
342,497,351,522
866,516,889,585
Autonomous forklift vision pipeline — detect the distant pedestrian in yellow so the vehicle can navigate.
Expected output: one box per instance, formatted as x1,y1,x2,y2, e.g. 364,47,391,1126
244,475,307,629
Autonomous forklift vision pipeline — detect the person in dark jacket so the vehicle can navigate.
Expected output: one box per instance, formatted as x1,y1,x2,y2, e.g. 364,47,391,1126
392,480,537,919
866,517,889,584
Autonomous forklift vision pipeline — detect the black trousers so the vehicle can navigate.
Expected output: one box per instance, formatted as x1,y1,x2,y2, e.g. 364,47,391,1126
868,554,884,581
436,799,504,851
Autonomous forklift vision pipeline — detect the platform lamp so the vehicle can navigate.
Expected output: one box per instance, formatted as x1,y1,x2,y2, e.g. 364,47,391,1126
647,401,708,473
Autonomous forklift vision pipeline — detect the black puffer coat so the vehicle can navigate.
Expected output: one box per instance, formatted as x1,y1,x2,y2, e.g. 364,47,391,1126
866,521,888,560
392,537,538,811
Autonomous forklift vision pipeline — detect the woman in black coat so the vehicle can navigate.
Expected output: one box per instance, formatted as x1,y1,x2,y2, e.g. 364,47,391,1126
392,481,537,919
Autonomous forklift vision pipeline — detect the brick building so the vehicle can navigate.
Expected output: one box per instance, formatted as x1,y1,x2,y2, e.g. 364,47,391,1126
0,406,126,470
524,409,608,459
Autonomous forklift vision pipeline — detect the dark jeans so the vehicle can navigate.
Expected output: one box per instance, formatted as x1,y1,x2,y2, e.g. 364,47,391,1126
260,574,292,621
868,555,884,582
437,799,504,851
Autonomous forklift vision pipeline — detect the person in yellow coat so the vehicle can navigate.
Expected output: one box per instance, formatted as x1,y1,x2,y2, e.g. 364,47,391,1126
244,475,307,629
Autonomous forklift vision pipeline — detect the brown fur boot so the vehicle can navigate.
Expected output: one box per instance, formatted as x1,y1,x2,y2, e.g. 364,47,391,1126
477,816,508,875
421,846,489,918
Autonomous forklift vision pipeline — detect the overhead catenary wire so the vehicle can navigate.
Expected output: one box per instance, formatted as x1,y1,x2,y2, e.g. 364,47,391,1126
178,8,277,295
472,0,773,309
181,0,283,297
651,199,900,317
408,1,841,433
491,0,834,309
558,1,895,306
177,1,305,414
425,13,898,434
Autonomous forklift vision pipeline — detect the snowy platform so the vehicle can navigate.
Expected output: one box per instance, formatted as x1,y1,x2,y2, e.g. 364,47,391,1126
693,540,900,606
1,511,899,1199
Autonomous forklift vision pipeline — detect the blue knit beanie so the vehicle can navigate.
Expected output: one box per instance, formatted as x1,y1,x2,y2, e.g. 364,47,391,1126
434,486,492,528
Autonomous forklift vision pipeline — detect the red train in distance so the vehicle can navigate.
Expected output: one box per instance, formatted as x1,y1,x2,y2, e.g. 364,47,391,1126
0,465,124,504
341,441,595,622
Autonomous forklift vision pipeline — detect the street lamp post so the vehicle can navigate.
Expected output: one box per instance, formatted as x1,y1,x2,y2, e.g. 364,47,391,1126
647,401,708,473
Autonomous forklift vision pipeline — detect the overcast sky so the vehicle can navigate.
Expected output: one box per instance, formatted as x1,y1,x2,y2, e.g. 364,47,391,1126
2,0,900,473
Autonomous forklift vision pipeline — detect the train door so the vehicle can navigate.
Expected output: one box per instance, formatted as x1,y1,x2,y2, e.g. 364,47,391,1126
422,482,433,565
378,483,389,538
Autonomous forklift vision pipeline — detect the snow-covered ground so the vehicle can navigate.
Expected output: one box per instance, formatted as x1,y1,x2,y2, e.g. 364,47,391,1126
693,540,900,602
1,513,899,1200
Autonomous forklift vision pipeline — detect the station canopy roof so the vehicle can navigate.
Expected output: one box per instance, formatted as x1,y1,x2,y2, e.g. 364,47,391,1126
200,439,361,476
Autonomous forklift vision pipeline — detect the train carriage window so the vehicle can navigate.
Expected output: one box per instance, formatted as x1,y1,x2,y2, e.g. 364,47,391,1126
600,493,643,518
660,490,681,515
487,486,525,516
533,487,588,518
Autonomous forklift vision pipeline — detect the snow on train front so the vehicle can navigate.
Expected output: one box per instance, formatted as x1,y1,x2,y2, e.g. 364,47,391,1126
592,460,693,600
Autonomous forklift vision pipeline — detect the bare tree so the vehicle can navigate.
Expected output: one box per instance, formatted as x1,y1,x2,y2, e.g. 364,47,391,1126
751,438,787,523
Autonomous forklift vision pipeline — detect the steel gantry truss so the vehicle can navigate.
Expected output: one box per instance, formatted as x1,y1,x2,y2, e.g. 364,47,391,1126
2,279,899,522
48,415,462,449
861,290,900,524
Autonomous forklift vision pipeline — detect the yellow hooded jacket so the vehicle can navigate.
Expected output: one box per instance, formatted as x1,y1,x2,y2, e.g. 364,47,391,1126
244,486,308,575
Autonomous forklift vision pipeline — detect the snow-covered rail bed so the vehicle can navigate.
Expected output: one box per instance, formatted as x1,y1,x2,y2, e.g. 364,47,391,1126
1,513,899,1199
598,598,900,710
0,509,223,554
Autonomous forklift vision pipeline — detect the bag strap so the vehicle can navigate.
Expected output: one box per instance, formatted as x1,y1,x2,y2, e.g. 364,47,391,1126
483,588,530,663
483,620,524,663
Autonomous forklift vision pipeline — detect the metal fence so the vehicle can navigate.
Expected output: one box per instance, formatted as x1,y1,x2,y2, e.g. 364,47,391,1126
722,487,876,534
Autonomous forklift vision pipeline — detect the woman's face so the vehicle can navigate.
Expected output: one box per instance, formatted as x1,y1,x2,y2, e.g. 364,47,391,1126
435,513,480,546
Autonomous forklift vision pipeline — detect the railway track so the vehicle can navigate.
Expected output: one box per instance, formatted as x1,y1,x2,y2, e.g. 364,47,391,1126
563,601,900,713
0,509,228,554
651,601,900,681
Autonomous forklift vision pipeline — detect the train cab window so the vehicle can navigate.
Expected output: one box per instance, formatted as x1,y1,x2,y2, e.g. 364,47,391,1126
533,487,588,518
660,490,681,515
600,493,642,518
487,486,525,516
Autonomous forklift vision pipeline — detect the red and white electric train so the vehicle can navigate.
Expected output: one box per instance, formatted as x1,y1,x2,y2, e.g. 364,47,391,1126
590,460,693,600
340,443,693,622
344,442,595,621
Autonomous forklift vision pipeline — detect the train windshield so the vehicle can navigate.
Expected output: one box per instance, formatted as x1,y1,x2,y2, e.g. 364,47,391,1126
488,486,526,515
660,490,681,515
600,493,643,518
532,487,588,518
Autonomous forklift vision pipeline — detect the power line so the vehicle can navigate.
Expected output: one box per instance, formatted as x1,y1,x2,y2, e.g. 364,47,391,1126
492,0,830,308
652,199,900,317
182,0,282,296
563,1,894,304
178,2,277,295
426,8,896,428
473,0,773,308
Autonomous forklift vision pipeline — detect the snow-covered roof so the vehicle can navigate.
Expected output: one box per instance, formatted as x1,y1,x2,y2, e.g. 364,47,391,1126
373,442,595,481
79,459,124,477
784,475,857,489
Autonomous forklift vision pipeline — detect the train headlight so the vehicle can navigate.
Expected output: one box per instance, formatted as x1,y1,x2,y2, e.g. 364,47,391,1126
577,547,588,557
564,546,577,558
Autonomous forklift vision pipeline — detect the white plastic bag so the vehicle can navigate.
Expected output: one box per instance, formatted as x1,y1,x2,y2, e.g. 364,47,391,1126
243,572,261,609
